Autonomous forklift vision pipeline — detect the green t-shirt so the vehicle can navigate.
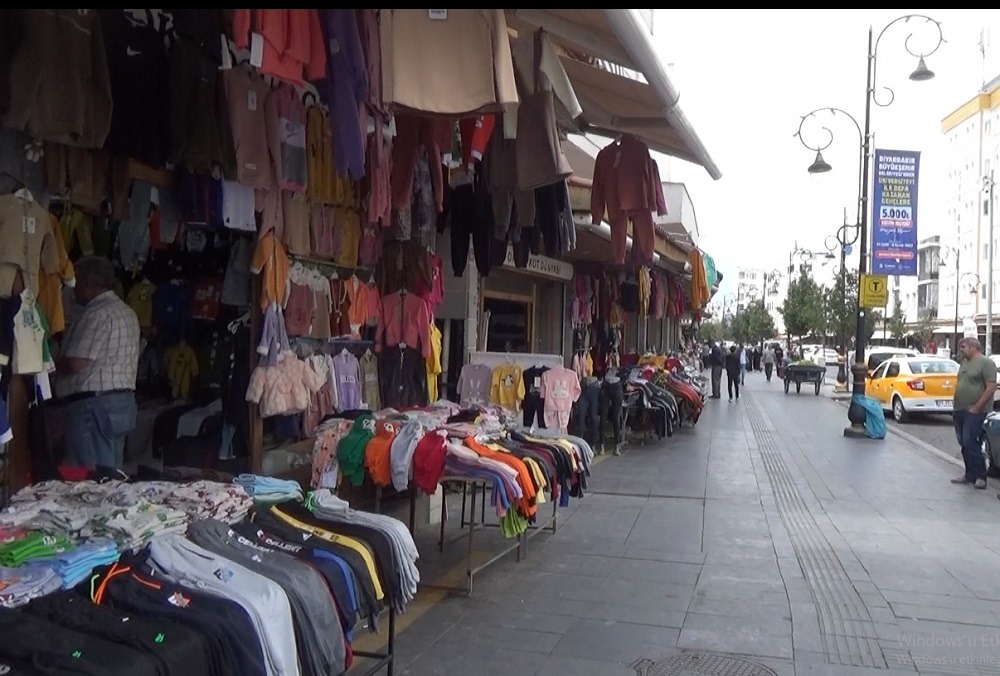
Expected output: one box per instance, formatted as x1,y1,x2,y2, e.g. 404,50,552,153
954,354,997,411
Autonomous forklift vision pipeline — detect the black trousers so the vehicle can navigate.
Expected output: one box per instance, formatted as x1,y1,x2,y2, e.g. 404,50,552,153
0,607,160,676
727,373,740,398
764,363,773,380
599,380,624,445
24,589,216,676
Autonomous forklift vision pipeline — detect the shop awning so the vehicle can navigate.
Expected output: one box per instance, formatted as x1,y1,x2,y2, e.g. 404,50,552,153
505,9,722,180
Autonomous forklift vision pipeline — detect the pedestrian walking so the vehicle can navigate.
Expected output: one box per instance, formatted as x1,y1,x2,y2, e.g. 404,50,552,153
949,337,996,490
763,344,775,381
753,346,762,372
709,342,723,398
725,346,741,400
738,344,747,385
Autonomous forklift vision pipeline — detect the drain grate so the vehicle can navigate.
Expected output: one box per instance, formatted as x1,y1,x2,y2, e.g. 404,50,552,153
633,652,780,676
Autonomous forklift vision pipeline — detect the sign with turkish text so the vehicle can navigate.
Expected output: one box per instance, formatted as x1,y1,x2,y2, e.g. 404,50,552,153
859,273,888,308
501,246,574,281
872,148,920,275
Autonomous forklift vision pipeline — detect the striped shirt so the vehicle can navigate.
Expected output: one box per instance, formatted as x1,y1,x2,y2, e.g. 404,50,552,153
57,291,140,396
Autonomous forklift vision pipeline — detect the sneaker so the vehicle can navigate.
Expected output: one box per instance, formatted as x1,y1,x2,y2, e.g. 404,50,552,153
975,478,988,489
951,476,972,484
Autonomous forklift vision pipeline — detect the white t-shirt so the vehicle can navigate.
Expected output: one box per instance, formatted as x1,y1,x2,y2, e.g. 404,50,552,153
222,181,257,232
11,290,49,375
739,349,747,366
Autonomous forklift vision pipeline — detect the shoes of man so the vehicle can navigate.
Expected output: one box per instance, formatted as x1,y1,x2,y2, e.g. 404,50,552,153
950,476,971,484
975,478,987,489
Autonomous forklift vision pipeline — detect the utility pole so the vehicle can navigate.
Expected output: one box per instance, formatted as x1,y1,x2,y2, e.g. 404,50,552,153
953,245,961,356
986,169,995,355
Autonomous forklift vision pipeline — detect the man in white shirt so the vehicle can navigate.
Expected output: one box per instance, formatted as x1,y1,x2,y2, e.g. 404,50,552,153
56,256,140,470
738,344,748,385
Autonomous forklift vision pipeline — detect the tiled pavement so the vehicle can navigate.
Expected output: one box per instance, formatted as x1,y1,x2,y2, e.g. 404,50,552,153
356,373,1000,675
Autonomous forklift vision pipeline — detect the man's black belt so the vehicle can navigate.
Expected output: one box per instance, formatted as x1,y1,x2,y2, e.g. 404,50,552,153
61,389,134,404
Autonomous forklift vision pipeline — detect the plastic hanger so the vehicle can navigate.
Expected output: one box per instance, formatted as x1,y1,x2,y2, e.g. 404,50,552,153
14,187,33,202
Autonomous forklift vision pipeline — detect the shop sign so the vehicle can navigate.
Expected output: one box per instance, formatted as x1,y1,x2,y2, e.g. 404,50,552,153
502,247,574,281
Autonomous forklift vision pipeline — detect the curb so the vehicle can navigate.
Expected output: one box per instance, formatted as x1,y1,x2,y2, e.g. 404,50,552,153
827,398,962,468
885,423,963,469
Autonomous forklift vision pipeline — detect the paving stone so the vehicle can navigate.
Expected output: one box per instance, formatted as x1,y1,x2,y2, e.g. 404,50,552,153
531,655,633,676
608,558,702,585
678,612,793,659
552,618,679,663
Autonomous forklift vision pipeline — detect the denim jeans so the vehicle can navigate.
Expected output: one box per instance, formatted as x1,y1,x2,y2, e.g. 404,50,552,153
64,391,137,470
575,381,601,444
953,409,988,481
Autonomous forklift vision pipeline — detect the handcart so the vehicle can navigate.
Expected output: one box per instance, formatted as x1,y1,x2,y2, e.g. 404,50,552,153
784,363,827,395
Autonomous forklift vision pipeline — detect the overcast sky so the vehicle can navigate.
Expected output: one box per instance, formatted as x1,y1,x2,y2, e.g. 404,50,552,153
653,9,1000,294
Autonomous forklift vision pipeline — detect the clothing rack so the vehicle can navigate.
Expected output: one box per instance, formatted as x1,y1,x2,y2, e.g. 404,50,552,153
353,606,397,676
414,476,558,595
288,252,373,277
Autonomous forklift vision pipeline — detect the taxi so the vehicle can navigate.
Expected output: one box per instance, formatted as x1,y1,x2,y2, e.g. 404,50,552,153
865,354,958,423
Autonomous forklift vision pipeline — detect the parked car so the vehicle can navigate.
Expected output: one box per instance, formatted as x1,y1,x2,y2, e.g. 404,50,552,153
980,412,1000,477
865,355,958,423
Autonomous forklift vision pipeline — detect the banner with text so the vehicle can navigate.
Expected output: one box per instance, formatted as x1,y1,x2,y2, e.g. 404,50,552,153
872,148,920,275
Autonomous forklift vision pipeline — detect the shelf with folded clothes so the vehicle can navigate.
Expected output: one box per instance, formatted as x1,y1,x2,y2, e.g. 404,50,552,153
0,474,417,676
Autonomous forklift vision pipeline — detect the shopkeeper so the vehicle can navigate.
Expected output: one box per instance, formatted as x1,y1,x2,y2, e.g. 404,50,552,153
55,256,140,470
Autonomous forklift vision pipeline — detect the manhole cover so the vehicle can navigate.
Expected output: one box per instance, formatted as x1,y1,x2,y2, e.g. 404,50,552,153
633,652,779,676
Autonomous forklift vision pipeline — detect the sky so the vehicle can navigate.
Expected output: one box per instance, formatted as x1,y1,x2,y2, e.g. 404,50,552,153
651,9,1000,296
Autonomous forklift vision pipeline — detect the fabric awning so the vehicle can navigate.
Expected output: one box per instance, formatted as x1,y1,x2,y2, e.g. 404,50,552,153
505,9,722,180
557,57,696,167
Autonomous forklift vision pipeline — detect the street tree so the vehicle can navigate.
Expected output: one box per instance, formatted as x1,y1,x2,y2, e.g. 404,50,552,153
733,301,776,345
699,319,726,344
823,270,858,349
781,276,824,345
888,300,906,344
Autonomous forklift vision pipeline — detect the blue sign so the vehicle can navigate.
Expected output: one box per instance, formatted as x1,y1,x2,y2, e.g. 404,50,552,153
872,149,920,275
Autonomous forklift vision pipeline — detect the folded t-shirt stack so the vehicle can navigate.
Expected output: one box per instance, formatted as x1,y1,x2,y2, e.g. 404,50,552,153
48,538,120,588
0,564,61,608
0,531,73,567
233,474,304,504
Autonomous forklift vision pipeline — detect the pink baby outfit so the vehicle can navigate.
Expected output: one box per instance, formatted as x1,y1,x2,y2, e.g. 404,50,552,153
283,280,315,336
540,366,581,433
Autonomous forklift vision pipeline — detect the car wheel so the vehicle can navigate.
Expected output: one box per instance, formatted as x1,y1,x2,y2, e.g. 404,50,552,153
892,396,909,423
984,436,1000,478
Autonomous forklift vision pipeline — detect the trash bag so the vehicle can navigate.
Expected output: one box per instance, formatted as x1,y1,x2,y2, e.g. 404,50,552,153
853,394,886,439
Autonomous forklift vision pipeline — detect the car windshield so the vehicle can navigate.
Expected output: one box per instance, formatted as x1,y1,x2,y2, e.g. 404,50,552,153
907,360,959,374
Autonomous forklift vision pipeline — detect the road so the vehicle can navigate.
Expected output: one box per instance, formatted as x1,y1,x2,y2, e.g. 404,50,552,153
885,414,959,461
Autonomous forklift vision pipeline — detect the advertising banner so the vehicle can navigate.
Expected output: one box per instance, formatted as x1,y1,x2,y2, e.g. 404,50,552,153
872,149,920,275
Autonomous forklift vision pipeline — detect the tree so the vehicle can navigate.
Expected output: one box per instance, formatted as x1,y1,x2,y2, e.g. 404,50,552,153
888,300,906,344
699,319,725,344
781,276,825,344
823,270,858,348
732,301,776,345
914,310,936,349
866,308,883,342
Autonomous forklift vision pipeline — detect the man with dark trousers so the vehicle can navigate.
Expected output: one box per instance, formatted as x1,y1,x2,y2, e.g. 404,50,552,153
709,341,723,398
725,345,741,400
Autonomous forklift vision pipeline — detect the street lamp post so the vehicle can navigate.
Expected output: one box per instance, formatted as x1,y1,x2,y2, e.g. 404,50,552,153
794,14,943,437
984,171,995,355
957,271,981,345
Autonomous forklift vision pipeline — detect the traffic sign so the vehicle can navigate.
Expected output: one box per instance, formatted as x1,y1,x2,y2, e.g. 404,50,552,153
859,273,888,308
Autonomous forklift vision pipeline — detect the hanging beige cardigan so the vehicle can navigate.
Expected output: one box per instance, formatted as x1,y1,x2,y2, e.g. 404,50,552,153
380,9,518,117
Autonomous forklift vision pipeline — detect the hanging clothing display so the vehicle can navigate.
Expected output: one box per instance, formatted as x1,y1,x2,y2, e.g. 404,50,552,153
590,135,668,266
379,9,518,117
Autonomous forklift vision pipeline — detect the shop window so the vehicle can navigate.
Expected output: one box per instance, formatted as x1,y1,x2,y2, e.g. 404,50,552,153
483,296,532,353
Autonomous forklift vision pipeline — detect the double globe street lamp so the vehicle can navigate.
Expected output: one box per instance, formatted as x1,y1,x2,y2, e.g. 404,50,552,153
794,14,944,437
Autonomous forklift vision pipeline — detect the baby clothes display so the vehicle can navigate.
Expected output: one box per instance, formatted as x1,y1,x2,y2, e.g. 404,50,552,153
457,363,492,408
489,361,525,411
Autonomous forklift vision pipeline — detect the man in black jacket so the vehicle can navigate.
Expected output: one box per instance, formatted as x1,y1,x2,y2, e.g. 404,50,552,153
725,345,741,400
709,342,724,398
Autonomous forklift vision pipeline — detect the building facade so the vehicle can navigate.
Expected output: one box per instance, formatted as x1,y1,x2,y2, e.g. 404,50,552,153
917,235,941,321
937,74,1000,351
735,267,786,336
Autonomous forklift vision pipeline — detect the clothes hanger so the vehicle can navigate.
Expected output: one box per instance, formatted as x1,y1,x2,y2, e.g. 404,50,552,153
14,186,33,202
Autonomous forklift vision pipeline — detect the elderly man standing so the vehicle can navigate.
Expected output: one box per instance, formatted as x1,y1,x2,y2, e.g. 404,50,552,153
950,337,996,490
56,256,140,470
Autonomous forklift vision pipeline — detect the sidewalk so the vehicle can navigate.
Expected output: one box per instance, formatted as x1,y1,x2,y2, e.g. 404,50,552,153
362,373,1000,676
